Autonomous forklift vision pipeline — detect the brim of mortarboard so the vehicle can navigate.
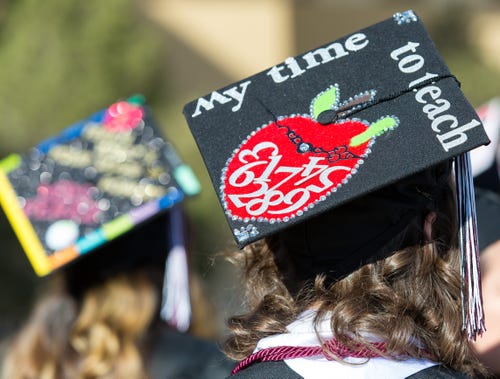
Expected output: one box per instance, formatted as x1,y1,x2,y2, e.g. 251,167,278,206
279,161,452,284
0,95,200,276
475,188,500,252
64,211,170,298
183,10,489,248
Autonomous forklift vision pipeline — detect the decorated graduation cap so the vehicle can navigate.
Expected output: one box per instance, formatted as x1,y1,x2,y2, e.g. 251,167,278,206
0,95,200,277
183,11,489,338
0,95,199,330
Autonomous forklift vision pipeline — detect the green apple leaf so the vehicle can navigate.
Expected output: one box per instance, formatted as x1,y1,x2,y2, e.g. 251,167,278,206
349,116,399,147
311,84,338,120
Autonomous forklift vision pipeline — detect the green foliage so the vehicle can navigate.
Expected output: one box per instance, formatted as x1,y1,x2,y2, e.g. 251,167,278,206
0,0,168,325
427,5,500,107
0,0,165,150
443,49,500,107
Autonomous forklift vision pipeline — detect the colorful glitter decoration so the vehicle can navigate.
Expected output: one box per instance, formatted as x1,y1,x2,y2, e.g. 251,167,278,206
23,180,101,225
45,220,80,251
103,101,145,132
0,95,200,276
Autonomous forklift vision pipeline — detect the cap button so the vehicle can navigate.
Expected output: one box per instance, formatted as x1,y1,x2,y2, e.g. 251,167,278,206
317,110,338,125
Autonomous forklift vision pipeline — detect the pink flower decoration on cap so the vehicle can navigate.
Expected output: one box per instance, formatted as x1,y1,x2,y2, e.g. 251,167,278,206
23,180,101,225
103,101,144,132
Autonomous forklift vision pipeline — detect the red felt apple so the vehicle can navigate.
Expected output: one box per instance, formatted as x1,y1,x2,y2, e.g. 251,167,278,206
221,84,398,222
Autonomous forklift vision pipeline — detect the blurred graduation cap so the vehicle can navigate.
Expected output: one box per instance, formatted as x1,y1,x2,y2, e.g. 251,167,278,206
0,95,200,331
183,11,489,338
471,98,500,191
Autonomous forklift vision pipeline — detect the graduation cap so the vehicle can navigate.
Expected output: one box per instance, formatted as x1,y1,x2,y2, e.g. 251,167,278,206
0,95,200,275
0,95,200,330
471,98,500,191
183,11,489,339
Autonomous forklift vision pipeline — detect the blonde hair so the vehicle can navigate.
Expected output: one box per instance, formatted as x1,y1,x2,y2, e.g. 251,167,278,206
1,271,157,379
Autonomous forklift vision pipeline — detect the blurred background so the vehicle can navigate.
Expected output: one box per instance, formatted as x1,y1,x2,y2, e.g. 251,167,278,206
0,0,499,341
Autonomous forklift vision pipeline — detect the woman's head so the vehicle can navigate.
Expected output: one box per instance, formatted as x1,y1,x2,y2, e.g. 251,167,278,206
1,215,170,379
1,269,159,379
69,270,158,378
224,161,484,376
275,161,456,294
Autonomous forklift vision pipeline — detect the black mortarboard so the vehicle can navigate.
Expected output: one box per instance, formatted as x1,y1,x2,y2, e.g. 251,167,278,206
183,11,489,338
0,95,200,277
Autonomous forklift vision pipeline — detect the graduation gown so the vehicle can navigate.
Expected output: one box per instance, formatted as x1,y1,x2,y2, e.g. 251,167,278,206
229,360,470,378
148,327,235,379
228,311,471,379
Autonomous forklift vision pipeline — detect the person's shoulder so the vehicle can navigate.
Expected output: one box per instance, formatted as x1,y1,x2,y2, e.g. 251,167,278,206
148,327,235,379
228,361,303,379
406,365,471,379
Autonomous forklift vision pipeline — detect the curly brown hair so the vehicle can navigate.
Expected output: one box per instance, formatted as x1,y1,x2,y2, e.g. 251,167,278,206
223,173,486,377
